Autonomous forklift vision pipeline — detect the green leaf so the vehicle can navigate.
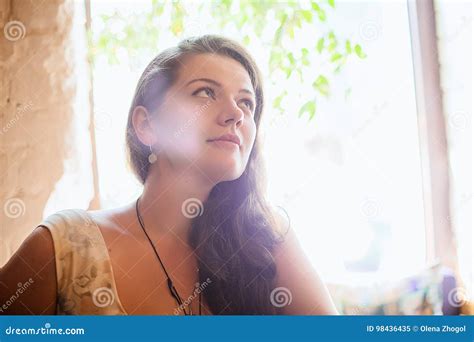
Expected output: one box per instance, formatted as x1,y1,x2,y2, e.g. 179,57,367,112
301,10,313,23
312,75,330,97
269,50,283,68
311,2,321,12
354,44,367,58
288,25,294,39
272,90,287,109
311,2,327,22
327,31,338,52
295,16,303,29
243,34,250,45
170,20,183,35
237,13,249,29
316,37,324,53
222,0,232,8
151,0,165,16
287,52,296,66
297,68,303,82
345,40,352,54
301,47,310,66
92,0,368,124
330,52,342,62
317,10,326,21
274,24,284,44
298,100,316,120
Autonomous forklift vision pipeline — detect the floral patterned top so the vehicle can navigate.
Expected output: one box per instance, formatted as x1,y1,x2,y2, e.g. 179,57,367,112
38,209,128,315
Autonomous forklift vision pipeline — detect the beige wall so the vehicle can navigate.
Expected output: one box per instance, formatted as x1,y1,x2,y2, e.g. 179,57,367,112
0,0,95,267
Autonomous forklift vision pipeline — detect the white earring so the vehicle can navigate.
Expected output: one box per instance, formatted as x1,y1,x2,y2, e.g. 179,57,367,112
148,145,157,164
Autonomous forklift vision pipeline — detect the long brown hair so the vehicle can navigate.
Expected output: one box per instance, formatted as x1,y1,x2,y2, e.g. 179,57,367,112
125,35,287,314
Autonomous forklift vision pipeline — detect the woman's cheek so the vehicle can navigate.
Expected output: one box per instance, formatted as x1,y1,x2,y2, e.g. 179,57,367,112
156,106,203,158
245,120,257,152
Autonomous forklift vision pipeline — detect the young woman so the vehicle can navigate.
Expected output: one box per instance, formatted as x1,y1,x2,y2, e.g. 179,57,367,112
0,35,338,315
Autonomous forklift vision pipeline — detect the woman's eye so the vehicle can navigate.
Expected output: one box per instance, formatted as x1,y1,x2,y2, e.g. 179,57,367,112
240,99,254,111
193,87,215,99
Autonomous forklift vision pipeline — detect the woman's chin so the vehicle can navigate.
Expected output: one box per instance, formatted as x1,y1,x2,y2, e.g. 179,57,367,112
201,160,243,184
218,168,243,183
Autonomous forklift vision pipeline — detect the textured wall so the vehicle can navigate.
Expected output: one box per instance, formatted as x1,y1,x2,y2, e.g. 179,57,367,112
0,0,94,267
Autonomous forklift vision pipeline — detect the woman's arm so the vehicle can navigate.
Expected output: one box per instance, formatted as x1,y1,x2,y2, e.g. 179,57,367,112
272,214,339,315
0,227,57,315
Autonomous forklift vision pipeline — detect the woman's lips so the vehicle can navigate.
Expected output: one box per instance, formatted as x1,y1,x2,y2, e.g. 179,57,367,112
208,133,241,146
207,133,241,150
208,139,240,150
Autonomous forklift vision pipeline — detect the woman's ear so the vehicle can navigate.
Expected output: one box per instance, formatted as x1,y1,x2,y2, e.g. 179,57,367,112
132,105,157,147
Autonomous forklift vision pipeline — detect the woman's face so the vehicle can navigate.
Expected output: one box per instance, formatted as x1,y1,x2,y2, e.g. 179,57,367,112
151,53,258,184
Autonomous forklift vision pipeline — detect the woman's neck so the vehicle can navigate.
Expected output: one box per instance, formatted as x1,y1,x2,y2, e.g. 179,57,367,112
138,162,214,242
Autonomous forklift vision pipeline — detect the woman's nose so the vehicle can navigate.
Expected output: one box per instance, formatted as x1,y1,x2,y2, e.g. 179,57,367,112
219,99,244,127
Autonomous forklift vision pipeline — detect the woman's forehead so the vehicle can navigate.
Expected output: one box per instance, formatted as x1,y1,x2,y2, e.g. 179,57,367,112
176,53,253,92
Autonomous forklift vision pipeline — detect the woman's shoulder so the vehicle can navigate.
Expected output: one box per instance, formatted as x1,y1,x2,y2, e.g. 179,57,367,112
268,206,339,315
0,221,58,314
85,202,136,236
40,202,134,236
39,208,94,231
268,205,291,239
37,202,137,261
38,207,130,315
38,209,106,259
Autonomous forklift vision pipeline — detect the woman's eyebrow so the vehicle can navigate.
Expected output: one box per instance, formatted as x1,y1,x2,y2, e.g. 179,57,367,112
186,78,255,97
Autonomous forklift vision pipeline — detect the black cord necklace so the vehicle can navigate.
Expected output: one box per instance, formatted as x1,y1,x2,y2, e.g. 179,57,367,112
135,197,202,315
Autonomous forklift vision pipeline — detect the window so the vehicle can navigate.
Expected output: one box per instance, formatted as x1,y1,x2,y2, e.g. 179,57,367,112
265,1,426,284
90,0,463,287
